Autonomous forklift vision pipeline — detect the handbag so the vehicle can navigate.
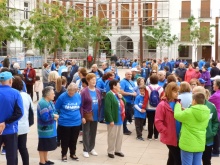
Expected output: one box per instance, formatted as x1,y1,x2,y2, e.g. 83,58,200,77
26,77,33,82
83,111,93,122
28,103,34,127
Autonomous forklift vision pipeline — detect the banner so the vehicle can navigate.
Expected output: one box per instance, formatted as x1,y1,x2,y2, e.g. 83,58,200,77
17,53,25,62
100,53,106,62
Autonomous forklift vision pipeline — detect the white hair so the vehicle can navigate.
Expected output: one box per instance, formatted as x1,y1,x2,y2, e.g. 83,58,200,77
13,62,20,69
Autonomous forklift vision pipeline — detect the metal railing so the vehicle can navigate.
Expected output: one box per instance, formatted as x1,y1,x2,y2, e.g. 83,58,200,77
198,9,212,18
179,10,192,19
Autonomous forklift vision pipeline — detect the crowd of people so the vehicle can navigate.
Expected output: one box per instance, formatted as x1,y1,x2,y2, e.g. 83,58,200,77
0,56,220,165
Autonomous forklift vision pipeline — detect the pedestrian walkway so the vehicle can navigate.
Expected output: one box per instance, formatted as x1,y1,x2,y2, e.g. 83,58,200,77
0,69,219,165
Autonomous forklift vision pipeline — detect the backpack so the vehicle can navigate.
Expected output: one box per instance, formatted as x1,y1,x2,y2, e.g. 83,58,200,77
149,86,161,107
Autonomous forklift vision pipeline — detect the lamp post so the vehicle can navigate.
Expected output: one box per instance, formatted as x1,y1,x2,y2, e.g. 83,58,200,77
139,17,143,65
215,17,219,60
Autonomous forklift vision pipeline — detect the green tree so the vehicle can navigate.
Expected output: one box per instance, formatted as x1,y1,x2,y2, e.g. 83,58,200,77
186,16,214,62
0,0,21,50
144,19,178,59
81,16,111,63
21,2,80,59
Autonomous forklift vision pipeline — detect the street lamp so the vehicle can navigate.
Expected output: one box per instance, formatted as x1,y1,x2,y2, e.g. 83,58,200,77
139,18,143,65
215,17,219,60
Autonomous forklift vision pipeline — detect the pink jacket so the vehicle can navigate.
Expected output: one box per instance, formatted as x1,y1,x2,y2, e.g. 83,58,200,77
155,100,178,147
184,69,195,83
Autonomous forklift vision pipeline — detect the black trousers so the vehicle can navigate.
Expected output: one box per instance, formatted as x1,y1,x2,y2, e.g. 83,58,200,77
147,111,159,139
26,84,33,100
135,118,145,138
36,92,39,101
212,126,220,154
59,125,80,157
0,133,18,165
166,145,181,165
123,103,133,132
18,134,29,165
57,125,61,142
202,145,212,165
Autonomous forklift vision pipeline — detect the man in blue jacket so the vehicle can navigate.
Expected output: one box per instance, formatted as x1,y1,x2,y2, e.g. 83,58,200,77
0,71,24,165
161,57,172,72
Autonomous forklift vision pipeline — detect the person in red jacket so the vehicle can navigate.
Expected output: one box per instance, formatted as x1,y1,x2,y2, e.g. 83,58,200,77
23,61,36,100
154,82,181,165
184,64,195,83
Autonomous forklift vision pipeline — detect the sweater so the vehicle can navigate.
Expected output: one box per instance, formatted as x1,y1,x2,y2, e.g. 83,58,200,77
23,67,36,85
37,98,57,138
0,85,24,135
200,71,211,86
42,69,50,83
80,87,102,119
204,100,219,145
209,90,220,120
174,104,210,152
104,91,126,123
55,92,81,127
18,92,33,135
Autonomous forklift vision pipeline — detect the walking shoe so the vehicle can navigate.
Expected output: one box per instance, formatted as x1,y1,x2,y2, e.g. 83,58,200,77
154,138,158,141
108,153,115,158
123,130,132,135
115,152,124,157
62,155,67,162
136,137,145,141
90,149,98,156
46,160,54,164
83,152,90,158
1,149,6,155
70,155,79,161
147,138,152,141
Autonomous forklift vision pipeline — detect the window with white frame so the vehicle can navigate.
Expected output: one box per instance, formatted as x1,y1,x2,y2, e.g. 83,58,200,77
24,2,29,19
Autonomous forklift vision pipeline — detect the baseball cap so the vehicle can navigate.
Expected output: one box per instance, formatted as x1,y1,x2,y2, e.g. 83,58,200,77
131,68,139,72
211,75,220,81
198,78,206,84
0,71,14,81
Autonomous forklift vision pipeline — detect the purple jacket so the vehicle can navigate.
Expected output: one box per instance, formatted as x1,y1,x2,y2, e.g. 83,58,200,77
200,71,211,86
80,87,102,118
209,90,220,121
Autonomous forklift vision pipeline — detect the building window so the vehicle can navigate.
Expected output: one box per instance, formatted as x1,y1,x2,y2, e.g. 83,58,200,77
181,1,191,18
121,4,130,29
178,45,189,57
143,3,152,26
24,2,29,19
200,0,210,18
181,22,190,41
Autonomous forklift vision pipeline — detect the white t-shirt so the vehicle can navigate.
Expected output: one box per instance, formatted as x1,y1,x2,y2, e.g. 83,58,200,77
146,84,164,110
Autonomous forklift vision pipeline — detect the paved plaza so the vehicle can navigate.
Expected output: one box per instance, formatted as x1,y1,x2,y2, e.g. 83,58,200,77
0,68,220,165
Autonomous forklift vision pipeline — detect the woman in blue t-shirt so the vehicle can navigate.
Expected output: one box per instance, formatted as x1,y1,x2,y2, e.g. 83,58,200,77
80,73,102,158
55,83,82,162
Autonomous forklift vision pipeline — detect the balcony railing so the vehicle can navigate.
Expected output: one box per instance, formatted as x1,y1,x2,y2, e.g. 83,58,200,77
198,9,212,18
179,10,192,19
117,19,132,30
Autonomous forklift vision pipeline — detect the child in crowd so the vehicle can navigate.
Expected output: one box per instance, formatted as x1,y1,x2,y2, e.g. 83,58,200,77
34,75,41,101
174,93,210,165
134,85,147,141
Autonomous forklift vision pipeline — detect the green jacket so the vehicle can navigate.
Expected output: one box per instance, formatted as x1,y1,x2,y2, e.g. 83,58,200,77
104,91,126,123
174,103,210,152
205,100,219,145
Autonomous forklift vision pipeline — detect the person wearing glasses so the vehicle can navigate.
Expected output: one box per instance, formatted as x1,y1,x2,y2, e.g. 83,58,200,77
146,70,157,85
23,61,36,100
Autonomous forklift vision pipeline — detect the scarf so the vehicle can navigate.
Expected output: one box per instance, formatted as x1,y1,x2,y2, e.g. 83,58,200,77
112,90,125,121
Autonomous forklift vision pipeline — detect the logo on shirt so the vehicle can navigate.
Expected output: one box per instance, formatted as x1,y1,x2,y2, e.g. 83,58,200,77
65,103,80,111
92,97,98,104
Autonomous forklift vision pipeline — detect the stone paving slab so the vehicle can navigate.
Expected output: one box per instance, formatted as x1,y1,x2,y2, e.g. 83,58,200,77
0,69,220,165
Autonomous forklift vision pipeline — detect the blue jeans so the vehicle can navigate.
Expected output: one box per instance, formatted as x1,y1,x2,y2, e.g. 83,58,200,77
181,150,203,165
